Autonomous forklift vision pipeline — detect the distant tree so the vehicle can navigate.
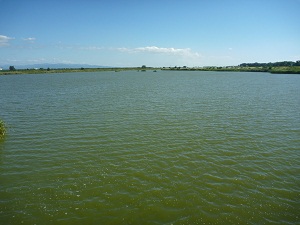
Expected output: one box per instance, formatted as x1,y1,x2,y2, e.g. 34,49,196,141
141,65,147,71
240,61,297,68
47,67,50,71
9,66,16,71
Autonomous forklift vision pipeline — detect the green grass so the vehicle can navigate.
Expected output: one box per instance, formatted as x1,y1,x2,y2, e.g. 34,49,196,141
164,66,300,74
269,66,300,74
0,120,6,140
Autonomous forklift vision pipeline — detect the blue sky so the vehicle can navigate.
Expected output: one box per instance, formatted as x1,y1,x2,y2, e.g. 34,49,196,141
0,0,299,67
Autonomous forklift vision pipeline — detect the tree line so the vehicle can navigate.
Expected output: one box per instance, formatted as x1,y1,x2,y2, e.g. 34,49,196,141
239,61,300,67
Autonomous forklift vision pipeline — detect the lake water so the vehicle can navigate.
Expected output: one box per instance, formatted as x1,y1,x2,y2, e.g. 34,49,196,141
0,71,299,224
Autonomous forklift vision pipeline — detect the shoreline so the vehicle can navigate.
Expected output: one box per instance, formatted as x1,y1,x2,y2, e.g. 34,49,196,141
1,66,300,75
0,67,156,75
162,66,300,74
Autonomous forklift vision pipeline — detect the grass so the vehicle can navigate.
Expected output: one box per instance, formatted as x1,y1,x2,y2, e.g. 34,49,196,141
269,66,300,74
0,120,6,140
164,66,300,74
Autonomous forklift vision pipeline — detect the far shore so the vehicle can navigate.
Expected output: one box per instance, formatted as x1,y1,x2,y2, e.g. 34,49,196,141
163,66,300,74
1,66,300,75
0,67,155,75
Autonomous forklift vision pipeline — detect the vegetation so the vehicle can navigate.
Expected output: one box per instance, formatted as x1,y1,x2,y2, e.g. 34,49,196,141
9,66,16,71
163,60,300,74
141,65,147,72
1,61,299,75
239,61,300,67
0,120,6,140
0,66,158,75
166,66,300,74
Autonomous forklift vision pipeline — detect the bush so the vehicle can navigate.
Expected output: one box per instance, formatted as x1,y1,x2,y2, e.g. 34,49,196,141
0,120,6,140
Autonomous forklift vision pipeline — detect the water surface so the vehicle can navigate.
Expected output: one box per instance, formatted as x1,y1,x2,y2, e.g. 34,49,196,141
0,71,299,224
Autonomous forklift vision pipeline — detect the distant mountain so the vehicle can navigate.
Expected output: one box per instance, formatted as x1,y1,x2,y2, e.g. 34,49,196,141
0,63,110,70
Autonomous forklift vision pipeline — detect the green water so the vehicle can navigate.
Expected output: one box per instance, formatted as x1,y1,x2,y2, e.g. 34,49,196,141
0,71,299,224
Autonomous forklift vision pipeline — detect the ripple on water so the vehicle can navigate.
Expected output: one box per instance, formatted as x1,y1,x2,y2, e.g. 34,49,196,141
0,71,299,224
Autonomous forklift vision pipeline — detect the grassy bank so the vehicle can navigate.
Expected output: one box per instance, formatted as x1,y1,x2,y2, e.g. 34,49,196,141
269,66,300,74
163,66,300,74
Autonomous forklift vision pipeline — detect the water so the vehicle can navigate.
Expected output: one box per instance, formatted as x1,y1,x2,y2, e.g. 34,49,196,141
0,71,299,224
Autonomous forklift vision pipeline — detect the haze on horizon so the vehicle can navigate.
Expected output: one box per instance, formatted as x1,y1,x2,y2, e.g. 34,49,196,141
0,0,299,68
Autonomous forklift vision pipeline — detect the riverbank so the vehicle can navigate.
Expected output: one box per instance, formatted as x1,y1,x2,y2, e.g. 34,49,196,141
162,66,300,74
1,66,300,75
0,67,158,75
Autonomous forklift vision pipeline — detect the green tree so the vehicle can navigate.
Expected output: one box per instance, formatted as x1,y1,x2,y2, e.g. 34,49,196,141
9,66,16,71
141,65,147,71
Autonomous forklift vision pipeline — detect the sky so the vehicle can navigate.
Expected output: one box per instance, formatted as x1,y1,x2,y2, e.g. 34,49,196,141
0,0,300,68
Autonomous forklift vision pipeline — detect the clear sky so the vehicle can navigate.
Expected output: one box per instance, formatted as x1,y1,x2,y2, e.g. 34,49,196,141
1,0,299,67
